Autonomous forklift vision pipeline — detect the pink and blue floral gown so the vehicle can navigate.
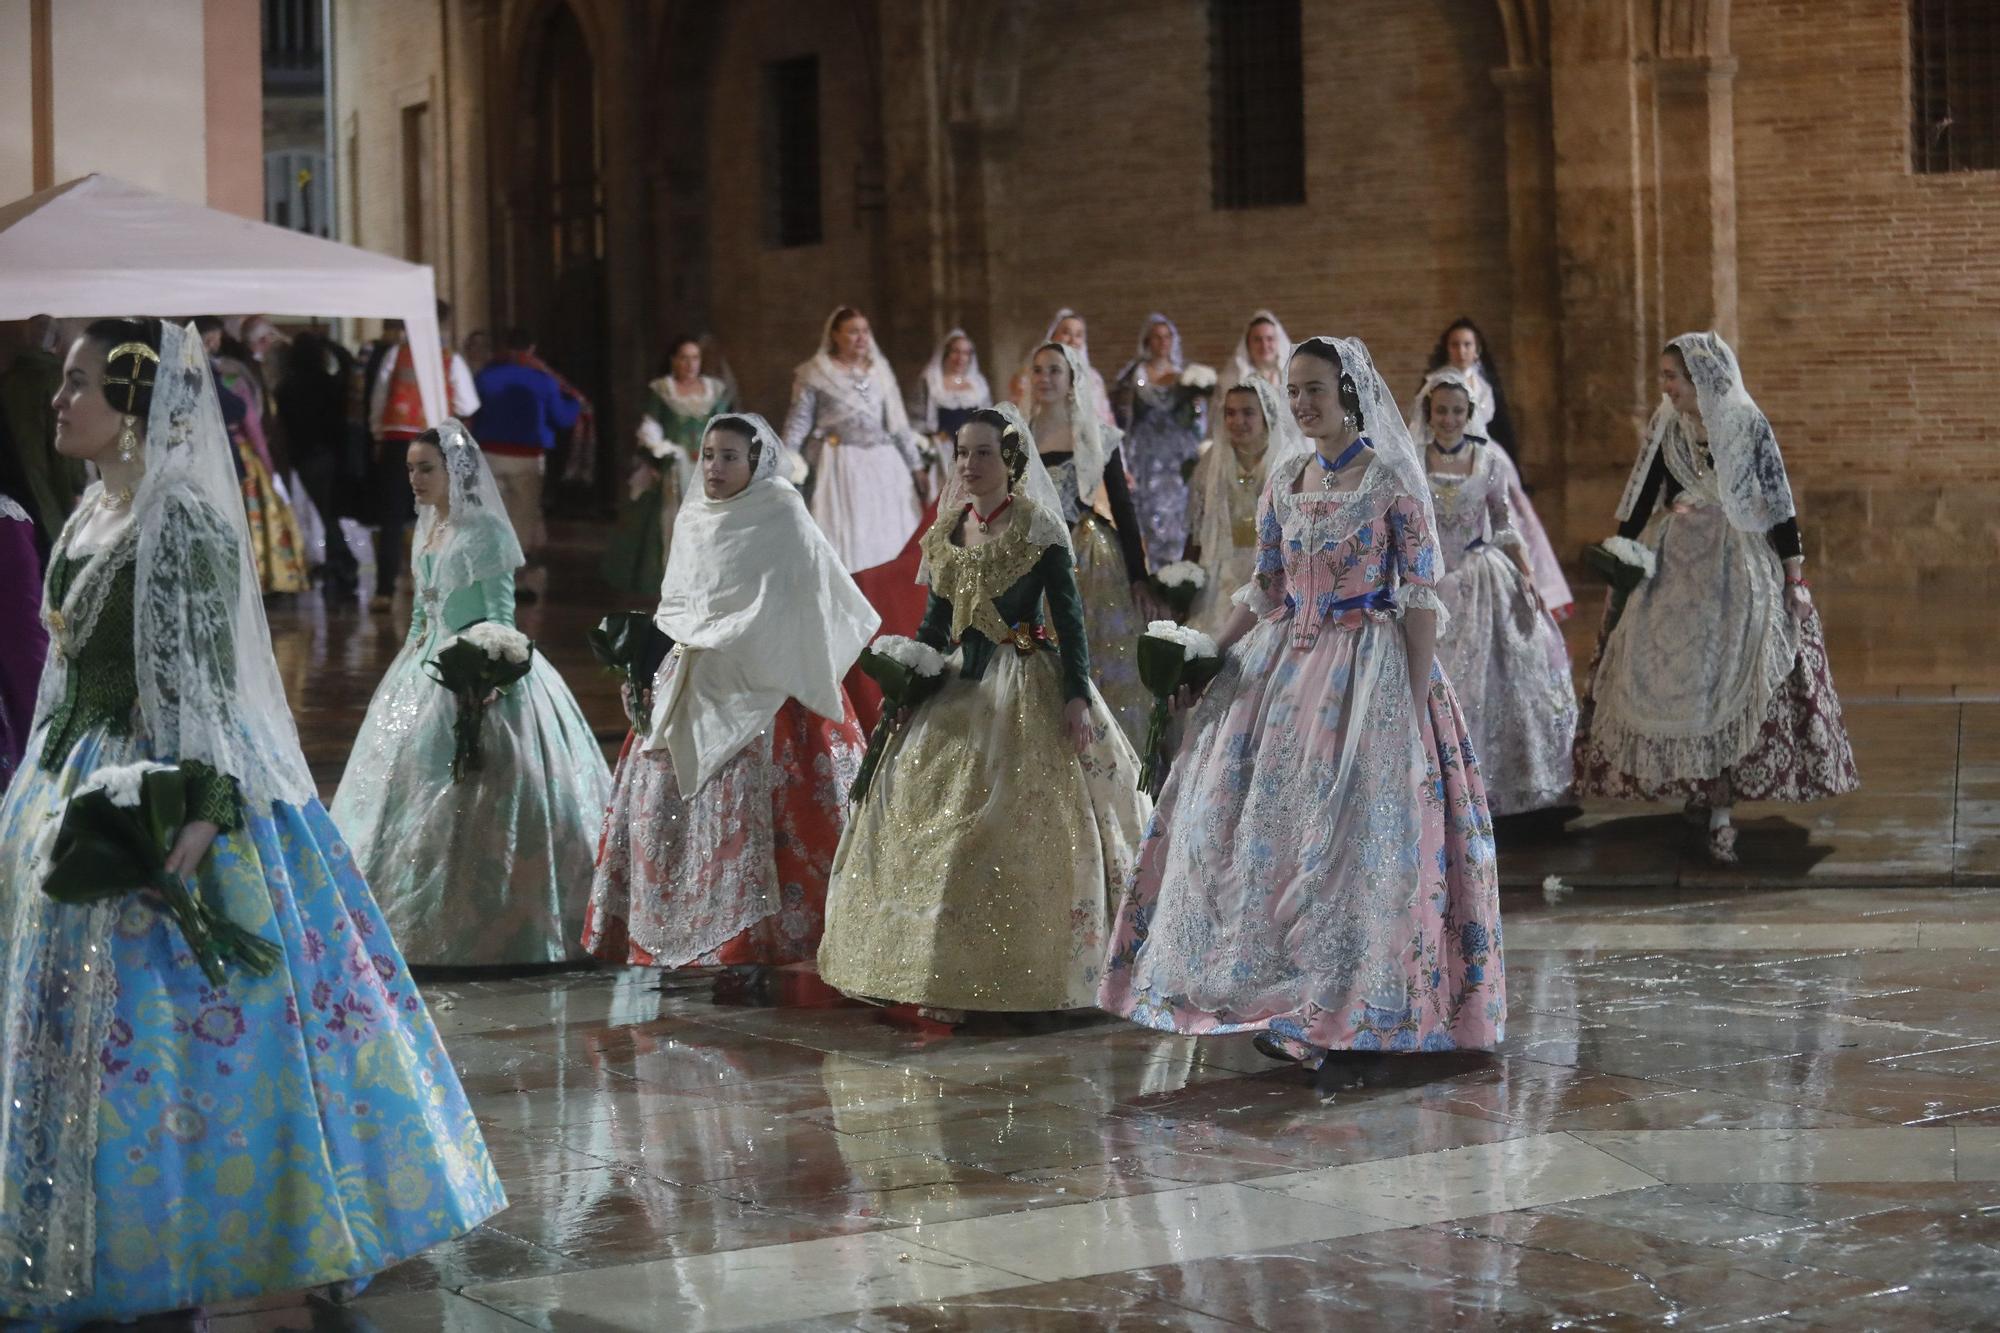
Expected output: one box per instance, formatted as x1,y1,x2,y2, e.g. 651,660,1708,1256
1099,456,1505,1056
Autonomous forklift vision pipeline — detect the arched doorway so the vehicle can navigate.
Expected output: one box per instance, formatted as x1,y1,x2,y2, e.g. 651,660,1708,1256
504,2,607,509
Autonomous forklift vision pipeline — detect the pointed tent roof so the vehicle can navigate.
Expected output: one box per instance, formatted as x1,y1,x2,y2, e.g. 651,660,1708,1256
0,174,447,422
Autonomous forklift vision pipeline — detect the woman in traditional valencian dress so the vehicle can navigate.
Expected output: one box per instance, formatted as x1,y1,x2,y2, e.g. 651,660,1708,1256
1417,369,1576,815
1413,317,1571,618
331,422,611,965
0,477,47,789
601,335,732,597
1100,335,1504,1066
1027,340,1160,747
198,317,308,596
1009,308,1117,428
585,414,872,984
819,405,1149,1024
1112,313,1208,572
1183,377,1294,637
782,307,930,635
0,320,502,1323
910,327,992,495
1574,332,1857,863
1225,309,1291,395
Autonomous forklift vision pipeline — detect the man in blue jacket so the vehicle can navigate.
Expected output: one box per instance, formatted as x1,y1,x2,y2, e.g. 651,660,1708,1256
470,326,581,602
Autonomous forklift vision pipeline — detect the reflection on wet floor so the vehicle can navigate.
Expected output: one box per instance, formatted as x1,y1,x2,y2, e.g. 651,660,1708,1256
145,534,2000,1330
144,884,2000,1331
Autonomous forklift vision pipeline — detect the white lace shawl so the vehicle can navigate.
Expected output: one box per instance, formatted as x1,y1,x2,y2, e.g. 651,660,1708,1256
412,419,527,597
1617,331,1796,536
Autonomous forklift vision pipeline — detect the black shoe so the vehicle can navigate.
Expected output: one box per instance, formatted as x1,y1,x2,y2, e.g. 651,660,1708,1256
1252,1034,1302,1064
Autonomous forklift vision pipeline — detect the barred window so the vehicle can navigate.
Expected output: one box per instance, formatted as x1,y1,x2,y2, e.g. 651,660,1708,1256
762,55,824,247
1911,0,2000,173
1209,0,1306,209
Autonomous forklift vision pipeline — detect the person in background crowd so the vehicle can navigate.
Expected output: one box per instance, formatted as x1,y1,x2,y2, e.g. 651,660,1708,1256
0,315,81,548
277,330,361,596
366,302,481,612
0,430,46,788
199,317,307,595
470,326,582,605
461,328,494,375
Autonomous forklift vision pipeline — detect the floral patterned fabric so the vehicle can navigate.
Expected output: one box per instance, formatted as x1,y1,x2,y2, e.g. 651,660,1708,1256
584,693,865,968
0,724,505,1322
1429,446,1577,815
1099,477,1505,1057
1114,381,1206,572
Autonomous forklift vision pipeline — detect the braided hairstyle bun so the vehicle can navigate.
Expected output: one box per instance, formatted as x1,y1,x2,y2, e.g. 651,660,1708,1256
83,317,163,419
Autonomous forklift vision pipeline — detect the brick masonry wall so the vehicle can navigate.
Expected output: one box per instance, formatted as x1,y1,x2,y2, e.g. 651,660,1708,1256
979,0,1514,426
703,0,891,418
1733,0,2000,580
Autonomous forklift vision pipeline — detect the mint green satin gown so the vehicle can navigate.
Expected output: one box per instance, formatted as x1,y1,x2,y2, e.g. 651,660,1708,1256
331,554,613,965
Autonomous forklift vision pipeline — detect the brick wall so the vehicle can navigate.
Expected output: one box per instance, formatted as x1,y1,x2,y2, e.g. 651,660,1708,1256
1734,0,2000,579
979,0,1514,423
704,0,889,418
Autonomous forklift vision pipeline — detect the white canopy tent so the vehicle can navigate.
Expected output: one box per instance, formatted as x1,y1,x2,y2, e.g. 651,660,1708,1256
0,174,447,422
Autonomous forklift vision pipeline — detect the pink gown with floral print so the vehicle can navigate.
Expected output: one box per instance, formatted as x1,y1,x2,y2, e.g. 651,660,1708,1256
1099,458,1505,1056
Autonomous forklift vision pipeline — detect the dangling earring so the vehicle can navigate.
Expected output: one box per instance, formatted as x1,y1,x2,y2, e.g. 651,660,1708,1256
1341,409,1361,433
117,414,138,464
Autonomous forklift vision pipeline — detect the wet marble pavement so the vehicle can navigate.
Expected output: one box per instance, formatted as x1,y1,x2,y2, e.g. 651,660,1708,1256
150,887,2000,1331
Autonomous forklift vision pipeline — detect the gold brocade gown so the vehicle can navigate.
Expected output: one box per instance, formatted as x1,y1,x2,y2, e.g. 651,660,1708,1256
818,511,1150,1011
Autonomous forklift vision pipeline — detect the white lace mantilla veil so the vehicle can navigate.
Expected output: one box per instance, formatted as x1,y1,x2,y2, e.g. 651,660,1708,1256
920,327,992,411
1618,331,1795,535
1194,375,1298,572
5,318,315,1310
1117,311,1186,384
797,307,918,443
1228,309,1292,387
1407,366,1480,446
648,413,879,793
413,418,527,595
1252,335,1448,628
922,401,1072,587
1038,340,1116,506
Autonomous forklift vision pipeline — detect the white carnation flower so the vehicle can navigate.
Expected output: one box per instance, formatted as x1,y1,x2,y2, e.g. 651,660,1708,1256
1178,362,1218,390
1599,536,1657,579
460,622,534,664
83,761,176,810
870,635,947,677
1154,561,1207,589
635,418,681,463
1542,874,1573,904
1144,621,1219,660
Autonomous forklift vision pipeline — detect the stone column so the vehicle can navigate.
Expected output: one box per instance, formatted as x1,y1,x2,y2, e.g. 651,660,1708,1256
1652,54,1739,343
873,0,949,372
1546,0,1654,540
1493,64,1560,498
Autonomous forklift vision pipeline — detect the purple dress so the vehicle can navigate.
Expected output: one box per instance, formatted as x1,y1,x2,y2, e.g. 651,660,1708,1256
0,498,46,789
1100,456,1505,1056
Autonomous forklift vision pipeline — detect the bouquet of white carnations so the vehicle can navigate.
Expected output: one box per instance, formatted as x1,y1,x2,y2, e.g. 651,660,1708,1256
427,622,536,782
849,635,950,804
1582,535,1657,631
635,418,683,467
1150,560,1207,621
1136,620,1223,799
1175,363,1217,427
39,760,281,986
588,611,674,731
